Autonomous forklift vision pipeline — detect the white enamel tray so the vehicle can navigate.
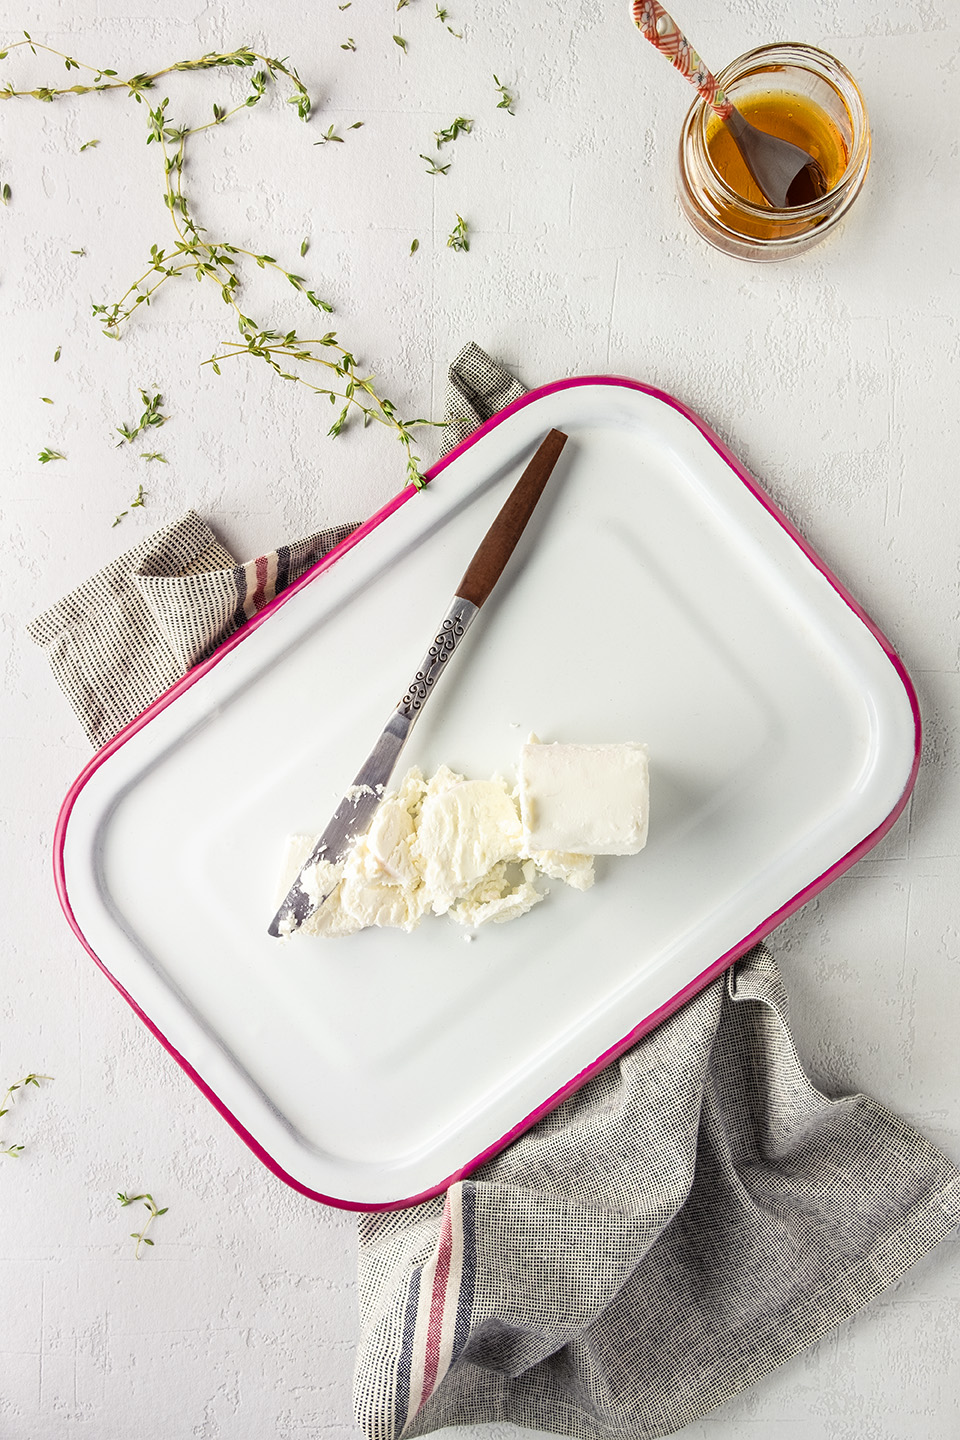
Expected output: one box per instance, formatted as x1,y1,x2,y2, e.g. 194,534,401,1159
56,378,920,1209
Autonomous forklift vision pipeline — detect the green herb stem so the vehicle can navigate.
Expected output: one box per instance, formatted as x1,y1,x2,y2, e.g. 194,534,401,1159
1,1074,52,1156
117,1191,168,1257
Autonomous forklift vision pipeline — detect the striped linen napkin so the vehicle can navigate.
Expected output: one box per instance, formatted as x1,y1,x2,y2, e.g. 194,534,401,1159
28,344,960,1439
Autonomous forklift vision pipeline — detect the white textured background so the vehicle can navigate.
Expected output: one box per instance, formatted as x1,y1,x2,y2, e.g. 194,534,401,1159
1,0,958,1436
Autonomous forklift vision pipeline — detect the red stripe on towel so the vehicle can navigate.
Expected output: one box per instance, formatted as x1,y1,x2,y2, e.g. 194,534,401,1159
251,554,270,612
420,1200,454,1406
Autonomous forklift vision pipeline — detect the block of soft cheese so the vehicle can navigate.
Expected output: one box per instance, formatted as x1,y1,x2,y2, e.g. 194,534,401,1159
518,741,649,855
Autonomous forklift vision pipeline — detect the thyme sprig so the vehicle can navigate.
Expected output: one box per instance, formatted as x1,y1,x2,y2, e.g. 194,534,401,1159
118,1190,168,1257
434,115,471,146
494,74,516,114
113,482,147,526
116,388,166,445
1,38,436,486
447,214,469,251
420,153,450,175
0,36,311,117
1,1074,53,1157
38,447,64,463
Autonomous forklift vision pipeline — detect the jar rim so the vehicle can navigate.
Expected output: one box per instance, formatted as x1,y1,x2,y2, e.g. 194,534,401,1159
689,41,870,221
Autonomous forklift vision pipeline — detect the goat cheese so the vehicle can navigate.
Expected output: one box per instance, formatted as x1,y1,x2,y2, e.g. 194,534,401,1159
518,741,649,855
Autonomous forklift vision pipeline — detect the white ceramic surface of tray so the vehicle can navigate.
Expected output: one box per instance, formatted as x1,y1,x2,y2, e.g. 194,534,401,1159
55,378,920,1209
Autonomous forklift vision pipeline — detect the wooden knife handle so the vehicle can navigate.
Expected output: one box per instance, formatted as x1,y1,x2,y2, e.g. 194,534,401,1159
455,429,568,608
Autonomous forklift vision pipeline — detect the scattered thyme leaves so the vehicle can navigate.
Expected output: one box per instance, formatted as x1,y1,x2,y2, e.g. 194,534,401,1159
41,396,53,403
410,237,419,254
314,123,343,145
117,1191,168,1257
141,452,167,462
420,153,450,175
79,137,99,150
446,214,469,251
1,182,10,205
7,37,432,486
434,115,472,146
53,345,61,361
300,237,309,257
393,35,408,52
435,7,462,36
1,1074,53,1157
38,448,64,463
340,38,356,51
494,75,516,114
112,484,145,525
70,247,85,255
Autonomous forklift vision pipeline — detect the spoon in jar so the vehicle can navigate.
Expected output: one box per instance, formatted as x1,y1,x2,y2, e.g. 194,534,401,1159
632,0,828,207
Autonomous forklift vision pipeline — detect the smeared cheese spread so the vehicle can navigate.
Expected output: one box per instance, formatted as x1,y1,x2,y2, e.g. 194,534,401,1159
279,740,648,939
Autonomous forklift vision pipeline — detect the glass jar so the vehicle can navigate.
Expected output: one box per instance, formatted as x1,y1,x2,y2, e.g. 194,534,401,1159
676,43,871,261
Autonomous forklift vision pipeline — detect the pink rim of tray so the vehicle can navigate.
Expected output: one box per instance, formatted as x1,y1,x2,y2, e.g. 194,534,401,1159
53,375,922,1213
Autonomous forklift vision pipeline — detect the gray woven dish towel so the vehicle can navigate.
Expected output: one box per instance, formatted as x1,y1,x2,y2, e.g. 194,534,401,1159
355,947,960,1440
28,343,960,1438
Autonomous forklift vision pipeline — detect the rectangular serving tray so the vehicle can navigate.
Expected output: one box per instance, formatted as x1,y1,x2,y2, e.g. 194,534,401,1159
55,377,920,1209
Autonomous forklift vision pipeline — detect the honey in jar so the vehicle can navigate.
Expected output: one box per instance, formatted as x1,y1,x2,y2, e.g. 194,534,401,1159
704,87,850,210
676,44,871,262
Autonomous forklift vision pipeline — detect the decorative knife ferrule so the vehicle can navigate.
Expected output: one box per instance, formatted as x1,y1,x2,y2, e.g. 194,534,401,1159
397,597,479,720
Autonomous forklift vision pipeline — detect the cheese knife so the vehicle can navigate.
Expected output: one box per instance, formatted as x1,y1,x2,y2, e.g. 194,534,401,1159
268,427,568,937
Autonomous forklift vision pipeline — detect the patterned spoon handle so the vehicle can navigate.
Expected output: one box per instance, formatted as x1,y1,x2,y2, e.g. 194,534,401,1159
631,0,733,120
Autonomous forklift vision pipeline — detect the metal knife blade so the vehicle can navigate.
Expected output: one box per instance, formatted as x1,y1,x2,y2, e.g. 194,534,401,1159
268,427,568,938
267,597,477,936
